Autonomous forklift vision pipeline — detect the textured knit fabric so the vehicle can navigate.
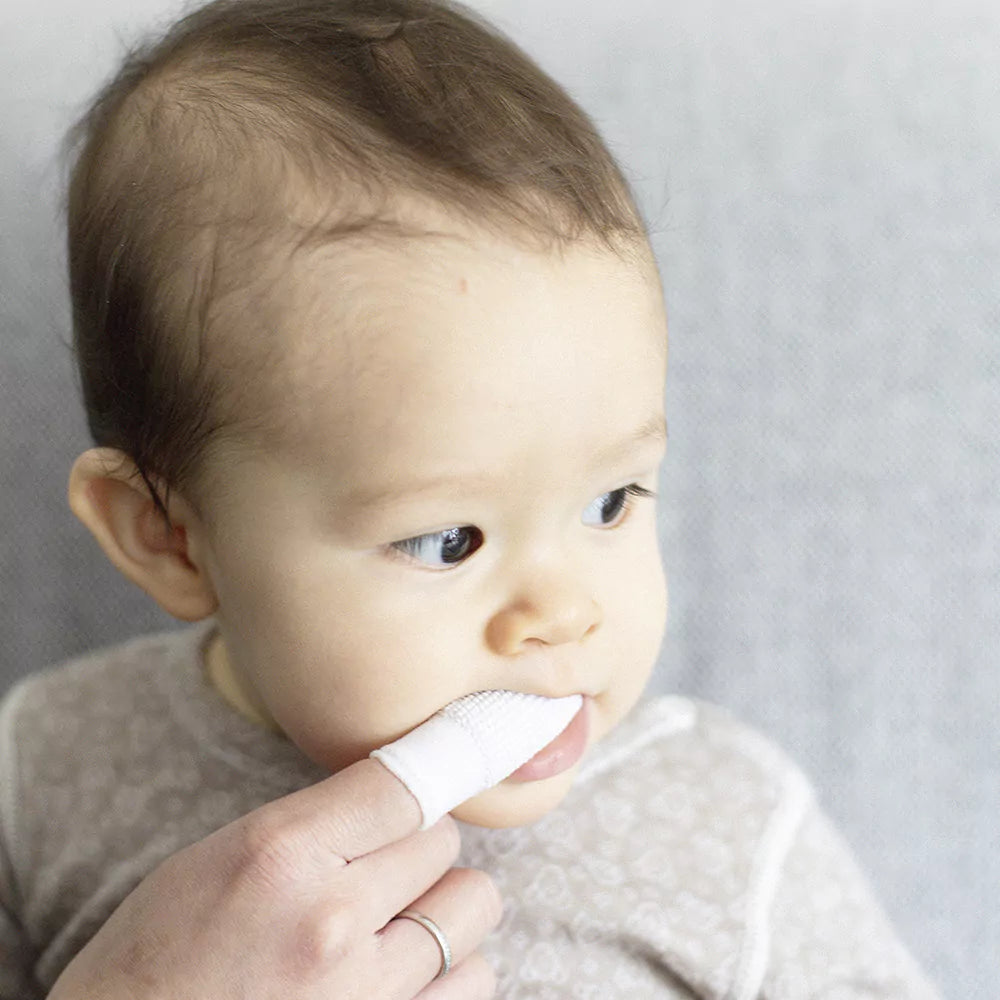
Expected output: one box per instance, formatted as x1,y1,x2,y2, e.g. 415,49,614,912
0,624,939,999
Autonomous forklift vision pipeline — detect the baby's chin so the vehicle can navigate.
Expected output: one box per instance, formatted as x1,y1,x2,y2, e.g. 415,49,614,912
450,764,582,828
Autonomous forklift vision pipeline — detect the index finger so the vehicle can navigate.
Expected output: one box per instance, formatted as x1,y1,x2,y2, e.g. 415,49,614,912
258,757,426,864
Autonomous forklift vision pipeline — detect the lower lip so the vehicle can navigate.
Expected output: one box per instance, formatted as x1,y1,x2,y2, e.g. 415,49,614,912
506,697,590,783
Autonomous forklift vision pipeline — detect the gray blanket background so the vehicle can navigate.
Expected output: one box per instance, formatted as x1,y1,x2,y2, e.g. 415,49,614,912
1,0,996,994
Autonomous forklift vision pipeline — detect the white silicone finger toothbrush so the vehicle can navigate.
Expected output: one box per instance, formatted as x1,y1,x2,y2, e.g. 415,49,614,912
371,690,583,828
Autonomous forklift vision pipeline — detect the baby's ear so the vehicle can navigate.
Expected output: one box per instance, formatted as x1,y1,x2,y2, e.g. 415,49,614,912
68,448,219,622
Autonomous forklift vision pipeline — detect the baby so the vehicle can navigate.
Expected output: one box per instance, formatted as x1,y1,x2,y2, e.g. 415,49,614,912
0,0,940,997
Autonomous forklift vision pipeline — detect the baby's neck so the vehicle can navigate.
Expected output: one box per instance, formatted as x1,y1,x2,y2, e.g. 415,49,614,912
204,629,284,735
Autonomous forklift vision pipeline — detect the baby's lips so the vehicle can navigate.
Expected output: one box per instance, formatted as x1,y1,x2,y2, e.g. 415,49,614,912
370,690,584,829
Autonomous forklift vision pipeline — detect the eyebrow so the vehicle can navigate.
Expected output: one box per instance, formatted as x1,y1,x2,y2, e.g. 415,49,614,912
590,412,668,471
349,412,668,512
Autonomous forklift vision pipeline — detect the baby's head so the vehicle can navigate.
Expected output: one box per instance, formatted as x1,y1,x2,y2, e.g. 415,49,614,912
67,0,669,827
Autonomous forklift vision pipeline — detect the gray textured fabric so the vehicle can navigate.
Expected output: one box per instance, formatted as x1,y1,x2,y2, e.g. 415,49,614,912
0,624,940,998
0,0,996,995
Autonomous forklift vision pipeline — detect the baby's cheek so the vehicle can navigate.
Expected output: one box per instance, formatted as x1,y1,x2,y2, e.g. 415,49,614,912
612,553,667,650
601,561,667,715
637,549,668,643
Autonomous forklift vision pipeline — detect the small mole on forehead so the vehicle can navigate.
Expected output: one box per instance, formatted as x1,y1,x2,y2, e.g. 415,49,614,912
458,277,468,293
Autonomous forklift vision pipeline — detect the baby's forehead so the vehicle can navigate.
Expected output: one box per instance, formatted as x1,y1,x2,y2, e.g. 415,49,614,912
195,196,662,461
269,230,652,398
267,215,655,359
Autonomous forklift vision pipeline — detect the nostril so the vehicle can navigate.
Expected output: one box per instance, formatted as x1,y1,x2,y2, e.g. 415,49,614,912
486,593,602,652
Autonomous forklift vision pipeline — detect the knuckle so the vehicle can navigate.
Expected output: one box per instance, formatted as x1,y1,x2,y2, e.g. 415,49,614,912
233,810,308,892
289,905,362,976
454,868,503,928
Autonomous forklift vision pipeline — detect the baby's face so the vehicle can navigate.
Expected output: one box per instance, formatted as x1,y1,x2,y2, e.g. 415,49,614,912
195,218,669,827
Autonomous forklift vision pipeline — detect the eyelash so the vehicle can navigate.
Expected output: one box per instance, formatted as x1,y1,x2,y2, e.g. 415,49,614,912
583,483,656,528
387,483,656,571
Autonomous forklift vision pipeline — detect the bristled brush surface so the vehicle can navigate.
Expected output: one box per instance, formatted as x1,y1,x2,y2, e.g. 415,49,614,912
371,690,583,827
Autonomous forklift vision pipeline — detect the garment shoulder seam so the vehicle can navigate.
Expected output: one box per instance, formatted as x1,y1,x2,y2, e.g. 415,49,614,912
727,762,813,1000
0,680,32,908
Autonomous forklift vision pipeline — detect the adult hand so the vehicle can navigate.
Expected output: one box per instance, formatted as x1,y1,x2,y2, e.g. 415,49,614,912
48,758,501,999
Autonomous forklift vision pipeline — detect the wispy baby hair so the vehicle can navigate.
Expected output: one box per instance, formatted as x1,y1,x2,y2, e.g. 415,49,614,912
67,0,648,519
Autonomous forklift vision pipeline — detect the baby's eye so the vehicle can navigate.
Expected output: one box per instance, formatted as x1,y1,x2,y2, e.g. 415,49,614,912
390,525,484,569
582,484,656,527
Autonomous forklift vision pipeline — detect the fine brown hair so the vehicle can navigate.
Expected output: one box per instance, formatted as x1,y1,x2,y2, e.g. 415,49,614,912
66,0,650,520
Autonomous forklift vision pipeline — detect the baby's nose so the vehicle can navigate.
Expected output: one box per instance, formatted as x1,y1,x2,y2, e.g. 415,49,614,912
484,575,602,655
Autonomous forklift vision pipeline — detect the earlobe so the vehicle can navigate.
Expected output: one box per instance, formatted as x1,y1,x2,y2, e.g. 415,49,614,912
68,448,219,621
